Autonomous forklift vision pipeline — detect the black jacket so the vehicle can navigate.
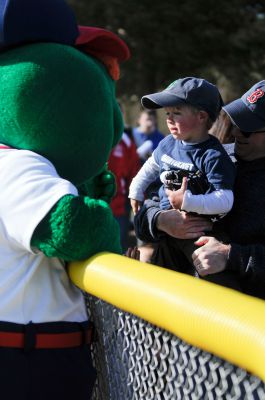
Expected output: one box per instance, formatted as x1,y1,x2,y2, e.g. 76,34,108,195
225,157,265,298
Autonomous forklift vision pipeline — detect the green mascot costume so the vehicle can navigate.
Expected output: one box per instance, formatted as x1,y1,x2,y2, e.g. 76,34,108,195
0,0,130,398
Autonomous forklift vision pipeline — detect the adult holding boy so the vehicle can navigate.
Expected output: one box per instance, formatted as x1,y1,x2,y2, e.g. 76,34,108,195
130,77,236,282
135,80,265,299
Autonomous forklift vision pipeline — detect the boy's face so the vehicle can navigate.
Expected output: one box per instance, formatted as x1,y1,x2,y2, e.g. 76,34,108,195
165,106,208,142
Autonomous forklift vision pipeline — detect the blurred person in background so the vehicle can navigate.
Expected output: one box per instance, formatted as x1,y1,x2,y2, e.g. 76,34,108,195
109,104,140,252
132,109,164,162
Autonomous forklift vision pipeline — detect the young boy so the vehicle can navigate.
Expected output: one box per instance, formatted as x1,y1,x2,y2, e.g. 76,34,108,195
129,77,236,280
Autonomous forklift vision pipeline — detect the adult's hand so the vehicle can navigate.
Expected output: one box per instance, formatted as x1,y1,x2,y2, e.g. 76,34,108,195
192,236,231,276
156,210,212,240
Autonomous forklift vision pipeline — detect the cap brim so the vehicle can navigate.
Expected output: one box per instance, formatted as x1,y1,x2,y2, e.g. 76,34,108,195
141,92,186,109
76,26,130,62
223,98,265,132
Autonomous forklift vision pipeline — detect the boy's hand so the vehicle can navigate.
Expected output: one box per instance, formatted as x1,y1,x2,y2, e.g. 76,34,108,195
166,177,188,210
130,198,142,215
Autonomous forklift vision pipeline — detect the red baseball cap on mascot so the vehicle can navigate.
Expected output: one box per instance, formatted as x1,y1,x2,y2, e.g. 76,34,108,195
0,0,130,79
76,26,130,80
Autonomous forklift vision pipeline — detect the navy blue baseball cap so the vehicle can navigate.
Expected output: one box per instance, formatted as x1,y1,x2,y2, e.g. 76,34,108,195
141,77,223,121
223,80,265,132
0,0,79,50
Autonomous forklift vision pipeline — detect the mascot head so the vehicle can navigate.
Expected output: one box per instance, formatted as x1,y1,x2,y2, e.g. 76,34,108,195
0,0,130,184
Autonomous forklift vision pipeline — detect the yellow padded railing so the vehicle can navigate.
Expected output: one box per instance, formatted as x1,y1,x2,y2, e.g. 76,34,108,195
68,253,265,382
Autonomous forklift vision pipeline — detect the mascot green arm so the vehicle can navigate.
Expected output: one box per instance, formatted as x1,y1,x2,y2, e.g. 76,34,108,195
31,194,122,261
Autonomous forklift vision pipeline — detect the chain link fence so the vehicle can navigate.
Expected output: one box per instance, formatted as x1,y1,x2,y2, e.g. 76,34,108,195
86,295,265,400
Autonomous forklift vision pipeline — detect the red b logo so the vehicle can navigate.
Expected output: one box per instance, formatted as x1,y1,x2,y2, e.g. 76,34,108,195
247,88,264,104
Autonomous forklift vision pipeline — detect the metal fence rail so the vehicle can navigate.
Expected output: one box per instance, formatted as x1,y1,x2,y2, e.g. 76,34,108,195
68,253,265,399
87,295,265,400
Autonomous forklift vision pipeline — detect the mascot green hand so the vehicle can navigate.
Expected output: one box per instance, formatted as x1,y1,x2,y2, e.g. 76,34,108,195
0,26,130,260
78,164,117,204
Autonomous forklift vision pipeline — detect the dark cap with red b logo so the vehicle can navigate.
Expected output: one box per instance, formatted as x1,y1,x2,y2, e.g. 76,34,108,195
223,80,265,132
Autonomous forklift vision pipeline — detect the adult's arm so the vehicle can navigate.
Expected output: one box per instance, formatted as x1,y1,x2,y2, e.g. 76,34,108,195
134,199,213,243
134,199,162,242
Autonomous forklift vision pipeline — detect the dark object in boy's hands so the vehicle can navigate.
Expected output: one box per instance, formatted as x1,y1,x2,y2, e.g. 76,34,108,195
164,169,210,195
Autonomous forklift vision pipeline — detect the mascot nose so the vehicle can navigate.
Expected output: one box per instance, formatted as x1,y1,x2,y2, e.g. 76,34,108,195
0,0,79,51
